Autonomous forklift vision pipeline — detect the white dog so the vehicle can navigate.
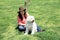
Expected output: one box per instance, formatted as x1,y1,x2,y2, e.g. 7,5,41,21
24,16,37,35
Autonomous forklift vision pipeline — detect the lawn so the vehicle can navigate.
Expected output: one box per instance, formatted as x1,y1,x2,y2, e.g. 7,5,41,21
0,0,60,40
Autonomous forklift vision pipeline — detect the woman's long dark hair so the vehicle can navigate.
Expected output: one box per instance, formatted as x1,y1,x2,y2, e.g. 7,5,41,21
18,9,26,20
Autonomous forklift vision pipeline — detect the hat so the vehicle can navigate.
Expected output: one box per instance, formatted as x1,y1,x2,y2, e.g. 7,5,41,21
19,7,26,11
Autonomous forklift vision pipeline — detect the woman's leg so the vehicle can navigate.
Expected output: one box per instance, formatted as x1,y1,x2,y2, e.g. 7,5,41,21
37,26,45,32
37,26,41,32
18,25,26,31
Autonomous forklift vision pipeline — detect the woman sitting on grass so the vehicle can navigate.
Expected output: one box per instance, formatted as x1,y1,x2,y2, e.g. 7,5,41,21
16,7,45,32
17,7,29,31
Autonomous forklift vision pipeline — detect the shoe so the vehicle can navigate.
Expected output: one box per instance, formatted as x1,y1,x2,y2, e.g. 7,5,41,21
40,29,45,32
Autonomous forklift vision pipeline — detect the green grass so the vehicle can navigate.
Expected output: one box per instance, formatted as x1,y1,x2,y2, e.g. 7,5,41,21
0,0,60,40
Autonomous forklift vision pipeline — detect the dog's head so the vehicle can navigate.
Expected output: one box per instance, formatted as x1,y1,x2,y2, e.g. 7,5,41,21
26,16,35,23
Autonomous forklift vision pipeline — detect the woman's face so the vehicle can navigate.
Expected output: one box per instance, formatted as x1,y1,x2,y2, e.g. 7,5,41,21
19,10,24,15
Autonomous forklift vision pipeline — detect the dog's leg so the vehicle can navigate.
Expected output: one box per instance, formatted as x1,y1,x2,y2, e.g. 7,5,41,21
24,28,28,35
31,25,35,35
31,27,37,35
31,23,37,35
31,28,34,35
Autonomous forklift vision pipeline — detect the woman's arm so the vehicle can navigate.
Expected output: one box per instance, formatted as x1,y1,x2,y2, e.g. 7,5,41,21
17,16,26,26
18,21,26,26
26,12,29,16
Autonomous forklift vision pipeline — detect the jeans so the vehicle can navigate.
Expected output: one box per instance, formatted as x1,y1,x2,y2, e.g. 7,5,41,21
18,25,26,31
18,25,41,32
37,26,41,32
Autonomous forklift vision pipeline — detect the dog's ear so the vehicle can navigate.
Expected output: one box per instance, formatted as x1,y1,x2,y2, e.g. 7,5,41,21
32,20,34,23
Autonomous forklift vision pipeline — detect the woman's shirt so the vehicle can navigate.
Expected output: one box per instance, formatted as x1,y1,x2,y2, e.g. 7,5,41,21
17,13,29,25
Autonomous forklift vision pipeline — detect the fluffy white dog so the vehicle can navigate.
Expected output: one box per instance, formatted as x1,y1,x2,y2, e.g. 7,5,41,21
24,16,37,35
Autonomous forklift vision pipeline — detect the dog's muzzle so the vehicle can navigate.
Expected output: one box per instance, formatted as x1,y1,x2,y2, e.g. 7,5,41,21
31,20,34,23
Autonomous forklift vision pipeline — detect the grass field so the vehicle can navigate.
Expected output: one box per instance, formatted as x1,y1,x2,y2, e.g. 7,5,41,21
0,0,60,40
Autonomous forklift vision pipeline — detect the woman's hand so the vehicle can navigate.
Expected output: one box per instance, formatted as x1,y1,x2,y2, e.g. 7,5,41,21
19,23,26,26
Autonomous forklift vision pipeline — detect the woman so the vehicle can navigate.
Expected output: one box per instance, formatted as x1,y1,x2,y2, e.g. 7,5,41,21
17,7,29,31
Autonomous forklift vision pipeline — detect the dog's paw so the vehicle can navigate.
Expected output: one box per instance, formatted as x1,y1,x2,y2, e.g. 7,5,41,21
24,33,28,35
31,33,34,35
